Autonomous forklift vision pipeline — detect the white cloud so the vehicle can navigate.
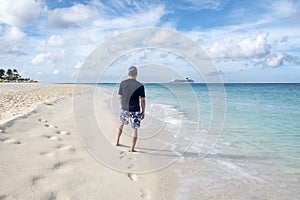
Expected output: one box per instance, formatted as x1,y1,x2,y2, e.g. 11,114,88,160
205,32,299,68
208,33,271,59
53,69,59,74
265,53,285,67
93,5,165,30
31,52,53,65
0,0,41,27
0,26,26,55
47,35,64,46
265,53,299,67
31,50,64,65
267,0,299,18
48,4,97,28
239,34,270,57
1,26,25,41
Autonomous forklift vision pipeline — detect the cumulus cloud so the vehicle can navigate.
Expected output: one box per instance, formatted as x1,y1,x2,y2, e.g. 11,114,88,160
31,50,65,65
47,35,64,46
0,26,26,55
208,33,271,59
1,26,25,41
48,4,97,28
0,0,41,27
207,33,299,68
265,53,299,67
265,53,285,67
31,52,53,65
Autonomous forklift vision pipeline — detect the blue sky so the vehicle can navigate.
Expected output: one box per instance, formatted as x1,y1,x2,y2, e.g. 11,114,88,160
0,0,299,82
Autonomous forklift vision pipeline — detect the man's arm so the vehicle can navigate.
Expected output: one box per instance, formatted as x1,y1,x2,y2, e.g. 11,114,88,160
141,97,145,120
119,95,123,107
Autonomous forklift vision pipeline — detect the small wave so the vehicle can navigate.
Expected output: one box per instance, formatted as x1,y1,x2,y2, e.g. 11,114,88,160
147,102,183,127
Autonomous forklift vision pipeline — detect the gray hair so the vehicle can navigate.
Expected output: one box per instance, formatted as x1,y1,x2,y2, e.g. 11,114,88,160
128,66,137,76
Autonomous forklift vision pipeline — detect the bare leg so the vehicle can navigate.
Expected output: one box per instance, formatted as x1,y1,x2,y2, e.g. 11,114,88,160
129,128,138,152
115,122,124,146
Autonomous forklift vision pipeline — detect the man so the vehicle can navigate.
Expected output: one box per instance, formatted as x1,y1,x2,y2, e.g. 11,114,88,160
115,66,145,152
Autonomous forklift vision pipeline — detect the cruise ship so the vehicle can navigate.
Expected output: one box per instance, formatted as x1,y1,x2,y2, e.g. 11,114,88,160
170,78,194,83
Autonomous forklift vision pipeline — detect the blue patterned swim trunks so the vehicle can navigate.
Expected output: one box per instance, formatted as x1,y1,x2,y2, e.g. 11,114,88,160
120,110,141,128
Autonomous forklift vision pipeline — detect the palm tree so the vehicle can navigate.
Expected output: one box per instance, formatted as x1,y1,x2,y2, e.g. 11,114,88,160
6,69,13,80
13,69,20,80
0,69,5,79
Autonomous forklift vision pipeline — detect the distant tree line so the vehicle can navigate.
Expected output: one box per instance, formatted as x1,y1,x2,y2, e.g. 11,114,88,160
0,68,36,83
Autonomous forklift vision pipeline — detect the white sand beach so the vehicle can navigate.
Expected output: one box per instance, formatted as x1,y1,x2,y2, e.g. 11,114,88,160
0,83,86,125
0,83,176,200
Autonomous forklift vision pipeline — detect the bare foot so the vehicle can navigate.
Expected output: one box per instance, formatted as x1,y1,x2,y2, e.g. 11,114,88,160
129,149,137,152
115,143,119,146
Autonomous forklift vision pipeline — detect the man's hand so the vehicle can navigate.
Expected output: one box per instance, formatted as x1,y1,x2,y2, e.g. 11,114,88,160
141,97,145,120
141,111,145,120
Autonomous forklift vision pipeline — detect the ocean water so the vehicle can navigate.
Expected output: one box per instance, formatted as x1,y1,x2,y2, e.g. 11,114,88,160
99,83,300,198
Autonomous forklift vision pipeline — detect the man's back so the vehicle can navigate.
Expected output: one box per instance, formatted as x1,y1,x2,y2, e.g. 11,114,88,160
118,79,145,112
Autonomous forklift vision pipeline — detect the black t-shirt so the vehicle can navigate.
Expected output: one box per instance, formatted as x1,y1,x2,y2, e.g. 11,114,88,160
118,79,145,112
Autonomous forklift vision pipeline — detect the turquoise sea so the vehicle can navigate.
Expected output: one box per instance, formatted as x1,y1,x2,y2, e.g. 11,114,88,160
100,83,300,199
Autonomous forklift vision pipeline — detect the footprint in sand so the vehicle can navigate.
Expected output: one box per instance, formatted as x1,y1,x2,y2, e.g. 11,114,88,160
44,124,57,129
119,151,126,159
39,151,55,157
39,118,72,137
38,118,57,129
140,189,151,199
30,175,44,187
0,137,21,145
127,173,138,181
52,160,68,170
125,155,137,169
51,159,79,171
0,137,10,142
127,162,134,169
0,194,8,199
44,102,53,106
56,130,70,135
55,144,76,153
42,191,56,200
118,151,135,169
38,118,47,123
42,135,59,141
